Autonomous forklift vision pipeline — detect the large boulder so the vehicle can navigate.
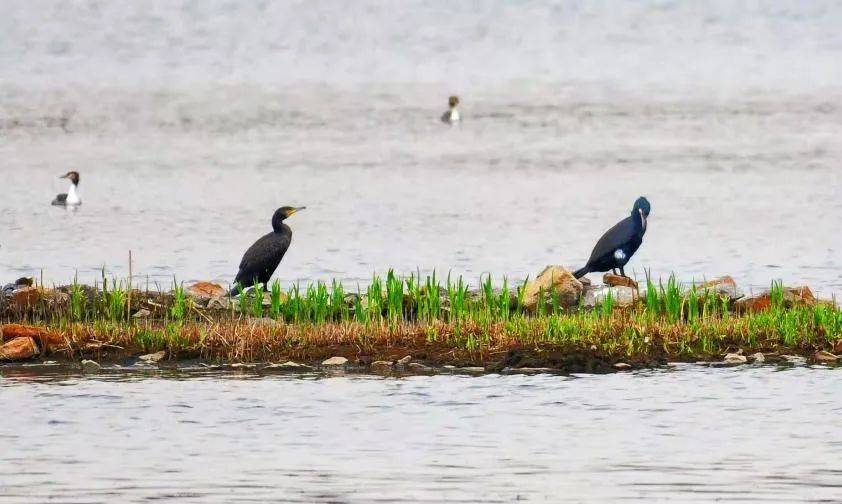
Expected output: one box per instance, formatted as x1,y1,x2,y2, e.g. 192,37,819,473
1,324,45,342
1,324,64,352
522,266,583,311
0,337,39,361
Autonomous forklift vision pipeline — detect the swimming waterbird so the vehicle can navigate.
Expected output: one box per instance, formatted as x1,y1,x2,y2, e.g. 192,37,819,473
51,171,81,206
573,197,651,279
231,206,305,295
441,95,461,123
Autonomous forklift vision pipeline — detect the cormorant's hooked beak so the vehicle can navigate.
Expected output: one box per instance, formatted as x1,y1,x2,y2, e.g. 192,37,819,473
639,208,647,229
287,206,306,217
59,173,69,179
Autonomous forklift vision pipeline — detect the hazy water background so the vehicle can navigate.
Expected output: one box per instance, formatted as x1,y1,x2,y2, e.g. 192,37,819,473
1,366,841,503
1,0,841,295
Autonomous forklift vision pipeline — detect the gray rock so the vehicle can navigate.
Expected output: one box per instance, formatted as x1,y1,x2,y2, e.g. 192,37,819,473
206,297,230,310
813,350,839,364
583,285,637,309
264,361,312,371
503,367,556,374
81,359,101,372
781,355,806,365
613,362,633,370
139,351,166,363
723,353,747,364
407,362,434,373
132,308,151,319
695,276,741,300
396,355,412,366
453,366,485,374
321,356,348,366
370,361,393,373
750,352,765,363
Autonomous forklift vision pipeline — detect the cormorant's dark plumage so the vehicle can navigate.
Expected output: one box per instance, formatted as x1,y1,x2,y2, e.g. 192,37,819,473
573,197,651,279
232,206,305,294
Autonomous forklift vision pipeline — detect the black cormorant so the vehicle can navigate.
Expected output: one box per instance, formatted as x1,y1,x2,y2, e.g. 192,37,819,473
52,171,81,206
441,95,461,123
573,197,651,279
231,206,304,295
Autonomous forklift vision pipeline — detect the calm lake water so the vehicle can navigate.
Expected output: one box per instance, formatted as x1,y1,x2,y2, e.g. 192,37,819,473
1,0,841,296
2,2,841,502
1,365,841,503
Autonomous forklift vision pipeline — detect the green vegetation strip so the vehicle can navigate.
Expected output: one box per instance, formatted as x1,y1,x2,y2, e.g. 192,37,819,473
1,272,840,371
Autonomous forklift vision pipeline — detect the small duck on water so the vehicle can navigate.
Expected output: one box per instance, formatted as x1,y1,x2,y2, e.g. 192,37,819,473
441,95,461,123
51,171,81,206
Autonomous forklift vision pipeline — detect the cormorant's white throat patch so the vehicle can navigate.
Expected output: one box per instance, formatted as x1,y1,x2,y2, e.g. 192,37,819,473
614,249,627,261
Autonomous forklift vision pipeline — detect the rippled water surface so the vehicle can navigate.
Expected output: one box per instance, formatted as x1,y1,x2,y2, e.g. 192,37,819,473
1,0,841,295
1,366,841,503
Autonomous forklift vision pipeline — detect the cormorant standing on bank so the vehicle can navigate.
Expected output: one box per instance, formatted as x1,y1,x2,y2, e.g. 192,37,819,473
231,206,305,295
573,197,651,279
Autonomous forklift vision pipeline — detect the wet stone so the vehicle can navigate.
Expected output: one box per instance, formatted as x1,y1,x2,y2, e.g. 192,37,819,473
812,350,839,364
370,361,393,373
750,352,765,363
321,356,348,366
407,362,434,373
0,337,39,361
613,362,633,370
781,355,806,365
231,363,259,369
452,366,485,374
723,353,747,365
503,367,556,374
264,361,312,371
81,359,101,372
139,351,167,363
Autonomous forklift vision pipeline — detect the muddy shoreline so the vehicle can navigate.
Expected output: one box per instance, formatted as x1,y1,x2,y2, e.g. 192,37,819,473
2,270,841,375
0,350,833,379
